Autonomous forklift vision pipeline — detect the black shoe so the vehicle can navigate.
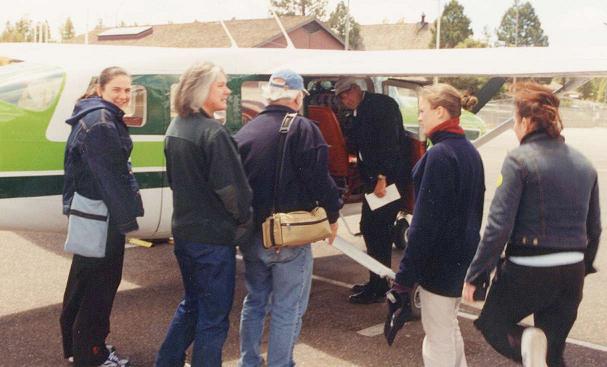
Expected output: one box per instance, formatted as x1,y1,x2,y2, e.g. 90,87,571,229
348,289,385,304
351,282,369,293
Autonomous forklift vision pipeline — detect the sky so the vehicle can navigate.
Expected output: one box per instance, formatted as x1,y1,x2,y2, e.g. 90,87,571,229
1,0,606,48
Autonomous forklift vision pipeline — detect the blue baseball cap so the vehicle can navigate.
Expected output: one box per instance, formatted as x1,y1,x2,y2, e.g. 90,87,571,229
267,69,309,95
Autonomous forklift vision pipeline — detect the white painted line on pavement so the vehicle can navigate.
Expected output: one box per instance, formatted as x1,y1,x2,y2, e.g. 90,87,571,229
312,274,354,289
356,310,607,353
357,323,384,337
238,252,607,352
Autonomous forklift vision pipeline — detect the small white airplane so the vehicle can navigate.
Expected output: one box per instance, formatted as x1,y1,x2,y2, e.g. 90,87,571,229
1,43,606,242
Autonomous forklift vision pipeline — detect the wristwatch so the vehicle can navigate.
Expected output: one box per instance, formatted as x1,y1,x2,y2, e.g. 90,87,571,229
377,174,386,181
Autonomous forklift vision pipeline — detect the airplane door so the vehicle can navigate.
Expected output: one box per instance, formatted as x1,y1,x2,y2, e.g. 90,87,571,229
127,75,176,239
381,79,427,214
151,77,181,239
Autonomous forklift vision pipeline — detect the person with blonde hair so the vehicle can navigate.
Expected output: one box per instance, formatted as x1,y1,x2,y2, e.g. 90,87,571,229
385,83,485,367
463,82,601,367
155,61,253,367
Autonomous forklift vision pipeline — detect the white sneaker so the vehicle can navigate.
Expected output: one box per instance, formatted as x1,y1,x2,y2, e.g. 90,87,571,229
66,345,116,364
99,351,131,367
521,327,548,367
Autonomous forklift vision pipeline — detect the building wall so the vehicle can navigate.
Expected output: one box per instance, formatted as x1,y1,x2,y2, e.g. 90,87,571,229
260,27,344,50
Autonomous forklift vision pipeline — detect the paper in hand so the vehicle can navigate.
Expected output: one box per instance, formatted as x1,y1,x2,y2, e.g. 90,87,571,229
364,184,401,211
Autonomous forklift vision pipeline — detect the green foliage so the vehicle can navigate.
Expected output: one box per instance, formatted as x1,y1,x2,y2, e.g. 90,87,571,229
596,79,607,103
455,38,488,49
270,0,328,19
429,0,473,49
60,17,75,41
578,81,594,99
1,17,34,42
581,79,607,102
496,1,548,47
327,0,362,49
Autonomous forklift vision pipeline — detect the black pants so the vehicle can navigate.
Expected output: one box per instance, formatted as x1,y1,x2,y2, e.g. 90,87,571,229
60,223,125,367
475,260,585,367
360,195,401,294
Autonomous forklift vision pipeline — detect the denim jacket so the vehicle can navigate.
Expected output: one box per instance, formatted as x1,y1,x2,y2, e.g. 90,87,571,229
466,131,602,283
62,97,144,234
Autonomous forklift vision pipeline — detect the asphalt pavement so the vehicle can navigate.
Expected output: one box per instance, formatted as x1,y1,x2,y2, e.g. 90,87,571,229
1,128,606,366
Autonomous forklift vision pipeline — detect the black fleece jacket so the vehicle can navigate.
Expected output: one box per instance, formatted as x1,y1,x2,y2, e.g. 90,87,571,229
164,111,252,245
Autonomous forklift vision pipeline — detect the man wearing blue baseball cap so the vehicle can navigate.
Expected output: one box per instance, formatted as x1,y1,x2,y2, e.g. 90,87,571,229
234,70,342,367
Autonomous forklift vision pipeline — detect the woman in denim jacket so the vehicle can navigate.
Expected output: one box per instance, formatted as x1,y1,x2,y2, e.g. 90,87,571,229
61,67,143,367
463,82,601,367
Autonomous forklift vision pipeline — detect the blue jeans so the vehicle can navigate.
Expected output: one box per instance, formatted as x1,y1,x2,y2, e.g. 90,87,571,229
155,240,236,367
238,234,313,367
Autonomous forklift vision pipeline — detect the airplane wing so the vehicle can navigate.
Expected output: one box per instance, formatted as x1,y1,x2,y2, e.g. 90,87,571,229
1,43,606,78
332,236,396,280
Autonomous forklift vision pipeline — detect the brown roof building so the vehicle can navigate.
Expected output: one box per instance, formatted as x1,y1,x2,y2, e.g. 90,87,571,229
360,17,433,50
70,16,345,50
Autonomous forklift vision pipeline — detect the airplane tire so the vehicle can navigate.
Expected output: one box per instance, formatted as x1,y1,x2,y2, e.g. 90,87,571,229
393,214,409,250
410,284,422,320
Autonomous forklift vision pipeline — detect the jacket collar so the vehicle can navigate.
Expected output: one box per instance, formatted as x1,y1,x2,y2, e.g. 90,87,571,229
66,97,125,126
428,117,465,143
520,129,563,145
259,104,298,115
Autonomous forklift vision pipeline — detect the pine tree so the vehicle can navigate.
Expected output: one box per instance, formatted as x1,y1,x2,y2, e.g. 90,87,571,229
327,0,362,50
270,0,328,19
61,17,75,41
496,1,548,47
429,0,473,49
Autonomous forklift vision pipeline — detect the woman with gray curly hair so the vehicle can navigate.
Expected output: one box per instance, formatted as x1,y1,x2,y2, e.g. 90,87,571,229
155,61,253,367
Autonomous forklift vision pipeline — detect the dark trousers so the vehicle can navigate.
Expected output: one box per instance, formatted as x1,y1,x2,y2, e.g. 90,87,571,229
155,240,236,367
475,260,585,367
60,223,125,367
360,195,401,294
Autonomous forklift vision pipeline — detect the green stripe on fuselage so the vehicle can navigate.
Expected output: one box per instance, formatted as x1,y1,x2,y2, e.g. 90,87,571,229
0,171,167,199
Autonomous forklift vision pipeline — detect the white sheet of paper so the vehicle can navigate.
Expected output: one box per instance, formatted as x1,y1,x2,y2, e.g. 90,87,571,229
364,184,401,211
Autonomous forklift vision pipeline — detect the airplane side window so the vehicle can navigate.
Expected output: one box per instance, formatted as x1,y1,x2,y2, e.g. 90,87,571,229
0,63,64,112
241,81,269,124
123,85,147,128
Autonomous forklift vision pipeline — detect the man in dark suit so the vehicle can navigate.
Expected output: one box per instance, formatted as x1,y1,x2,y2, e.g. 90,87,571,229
335,77,409,304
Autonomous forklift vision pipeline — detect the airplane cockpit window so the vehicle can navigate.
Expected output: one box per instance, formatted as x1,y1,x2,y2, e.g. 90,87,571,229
388,86,421,134
0,63,64,112
241,80,269,124
123,85,147,128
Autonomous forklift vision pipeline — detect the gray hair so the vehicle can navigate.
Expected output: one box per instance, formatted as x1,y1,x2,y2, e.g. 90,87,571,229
173,61,223,118
262,84,300,103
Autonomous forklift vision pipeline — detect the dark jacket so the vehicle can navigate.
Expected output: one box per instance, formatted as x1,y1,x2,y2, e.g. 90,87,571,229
234,105,342,228
164,111,252,246
395,131,485,297
63,97,143,234
466,131,602,283
346,92,409,189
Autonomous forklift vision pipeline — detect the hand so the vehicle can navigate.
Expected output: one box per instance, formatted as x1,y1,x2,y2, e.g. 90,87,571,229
384,286,412,346
374,178,387,197
327,222,338,245
462,282,476,303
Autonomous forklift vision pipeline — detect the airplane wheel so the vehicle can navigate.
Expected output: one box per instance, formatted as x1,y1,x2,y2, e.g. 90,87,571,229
393,214,409,250
410,284,422,320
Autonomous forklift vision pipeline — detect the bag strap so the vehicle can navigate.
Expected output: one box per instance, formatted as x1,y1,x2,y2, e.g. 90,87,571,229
271,112,298,213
